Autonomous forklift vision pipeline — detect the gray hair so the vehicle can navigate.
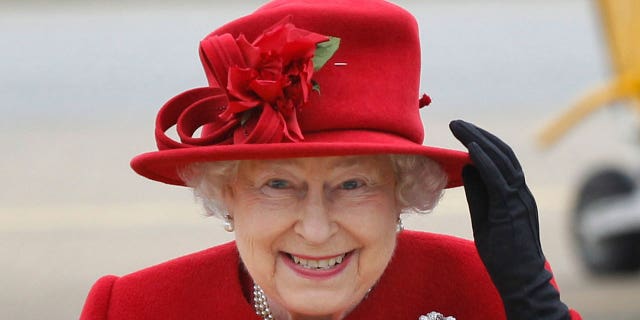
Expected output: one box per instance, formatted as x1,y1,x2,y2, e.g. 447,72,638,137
179,154,447,218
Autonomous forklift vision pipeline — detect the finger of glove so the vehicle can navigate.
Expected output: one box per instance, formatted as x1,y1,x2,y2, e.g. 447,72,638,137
462,165,490,237
450,120,523,186
471,124,522,172
467,142,511,222
449,119,477,148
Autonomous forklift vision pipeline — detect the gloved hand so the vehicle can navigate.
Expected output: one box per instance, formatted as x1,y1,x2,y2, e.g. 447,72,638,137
449,120,570,320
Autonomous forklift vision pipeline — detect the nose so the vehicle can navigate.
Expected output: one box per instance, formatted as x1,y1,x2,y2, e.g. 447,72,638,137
294,187,337,244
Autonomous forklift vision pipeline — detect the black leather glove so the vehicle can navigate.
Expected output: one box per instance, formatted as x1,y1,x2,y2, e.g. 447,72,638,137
449,120,571,320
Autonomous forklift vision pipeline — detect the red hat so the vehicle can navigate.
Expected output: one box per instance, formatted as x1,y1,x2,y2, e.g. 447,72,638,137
131,0,470,188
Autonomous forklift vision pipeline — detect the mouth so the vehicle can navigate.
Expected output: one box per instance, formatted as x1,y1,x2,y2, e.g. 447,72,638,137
287,252,349,270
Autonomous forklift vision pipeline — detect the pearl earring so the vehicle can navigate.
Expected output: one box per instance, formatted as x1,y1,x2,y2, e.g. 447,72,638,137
223,214,235,232
396,216,404,232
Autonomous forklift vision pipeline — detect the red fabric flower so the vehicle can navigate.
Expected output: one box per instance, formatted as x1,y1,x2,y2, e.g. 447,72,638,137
201,18,338,144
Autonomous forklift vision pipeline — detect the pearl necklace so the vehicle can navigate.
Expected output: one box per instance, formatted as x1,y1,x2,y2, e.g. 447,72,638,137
253,284,274,320
252,283,377,320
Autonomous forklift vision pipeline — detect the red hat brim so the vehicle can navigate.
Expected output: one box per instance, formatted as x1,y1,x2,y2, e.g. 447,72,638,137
131,129,470,189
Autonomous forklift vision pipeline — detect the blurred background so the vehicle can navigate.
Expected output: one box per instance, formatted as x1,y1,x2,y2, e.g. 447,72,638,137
2,0,639,318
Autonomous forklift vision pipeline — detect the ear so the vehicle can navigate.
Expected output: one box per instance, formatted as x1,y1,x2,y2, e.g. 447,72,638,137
220,183,236,213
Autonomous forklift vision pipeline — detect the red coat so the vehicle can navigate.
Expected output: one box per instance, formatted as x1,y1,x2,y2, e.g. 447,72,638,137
80,230,581,319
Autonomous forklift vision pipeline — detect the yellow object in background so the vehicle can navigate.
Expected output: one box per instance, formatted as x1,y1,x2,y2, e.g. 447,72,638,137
538,0,640,148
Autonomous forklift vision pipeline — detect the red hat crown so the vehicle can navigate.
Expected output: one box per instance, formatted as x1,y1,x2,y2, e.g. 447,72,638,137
133,0,469,188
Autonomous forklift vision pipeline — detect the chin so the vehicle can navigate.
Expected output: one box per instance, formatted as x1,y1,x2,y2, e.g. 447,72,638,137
277,289,360,319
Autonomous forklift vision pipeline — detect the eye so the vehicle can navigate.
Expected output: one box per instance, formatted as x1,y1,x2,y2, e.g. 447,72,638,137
266,179,291,189
340,179,364,190
259,178,299,200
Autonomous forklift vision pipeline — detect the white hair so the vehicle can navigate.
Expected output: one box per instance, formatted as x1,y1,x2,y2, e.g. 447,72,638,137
388,154,447,214
179,154,447,218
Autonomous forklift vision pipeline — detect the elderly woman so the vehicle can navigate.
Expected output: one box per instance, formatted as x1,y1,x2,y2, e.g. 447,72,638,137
81,0,581,319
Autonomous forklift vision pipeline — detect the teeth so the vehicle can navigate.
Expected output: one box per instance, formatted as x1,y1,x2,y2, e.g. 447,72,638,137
290,253,347,270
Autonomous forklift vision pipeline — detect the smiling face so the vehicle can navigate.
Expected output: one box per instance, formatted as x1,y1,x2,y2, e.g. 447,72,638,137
223,155,400,319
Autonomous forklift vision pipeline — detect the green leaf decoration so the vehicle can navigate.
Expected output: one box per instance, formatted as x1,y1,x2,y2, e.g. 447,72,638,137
313,36,341,72
312,80,321,94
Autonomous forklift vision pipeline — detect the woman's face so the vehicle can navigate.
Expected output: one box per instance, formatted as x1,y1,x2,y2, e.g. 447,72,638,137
224,155,400,319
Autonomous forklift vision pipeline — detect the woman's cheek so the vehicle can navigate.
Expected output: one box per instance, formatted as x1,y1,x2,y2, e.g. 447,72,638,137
336,192,397,216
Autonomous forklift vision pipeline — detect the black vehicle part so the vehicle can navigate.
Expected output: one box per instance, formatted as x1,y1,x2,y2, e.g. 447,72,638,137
574,167,640,274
